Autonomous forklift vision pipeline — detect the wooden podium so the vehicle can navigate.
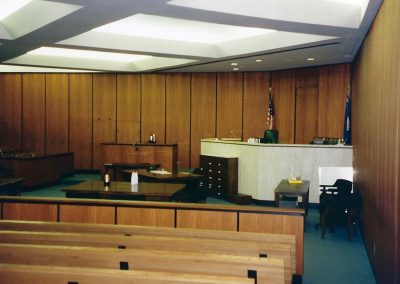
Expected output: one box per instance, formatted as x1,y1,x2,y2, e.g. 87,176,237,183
101,143,178,174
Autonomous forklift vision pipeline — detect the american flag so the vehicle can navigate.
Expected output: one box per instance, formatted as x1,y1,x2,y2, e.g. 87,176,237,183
267,87,274,130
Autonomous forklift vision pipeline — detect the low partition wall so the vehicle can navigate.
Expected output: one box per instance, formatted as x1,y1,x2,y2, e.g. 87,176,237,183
0,196,304,276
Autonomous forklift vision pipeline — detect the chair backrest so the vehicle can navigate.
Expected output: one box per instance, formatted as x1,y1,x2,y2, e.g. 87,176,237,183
333,179,353,196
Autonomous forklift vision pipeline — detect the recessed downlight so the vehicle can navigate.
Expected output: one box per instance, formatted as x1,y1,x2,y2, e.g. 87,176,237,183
233,67,239,71
231,62,238,66
307,57,315,61
255,59,263,62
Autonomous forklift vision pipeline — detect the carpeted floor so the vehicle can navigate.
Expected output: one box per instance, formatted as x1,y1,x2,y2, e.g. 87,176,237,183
21,173,376,284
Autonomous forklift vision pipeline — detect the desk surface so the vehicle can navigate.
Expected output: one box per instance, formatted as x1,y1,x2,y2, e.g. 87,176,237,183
62,181,185,201
0,178,26,188
133,169,203,181
274,180,310,194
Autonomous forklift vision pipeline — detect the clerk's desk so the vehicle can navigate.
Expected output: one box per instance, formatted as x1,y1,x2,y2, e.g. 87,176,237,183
200,139,352,203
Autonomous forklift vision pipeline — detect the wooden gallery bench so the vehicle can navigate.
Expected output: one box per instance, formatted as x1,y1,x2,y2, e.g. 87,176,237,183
0,264,254,284
0,226,290,283
0,197,305,283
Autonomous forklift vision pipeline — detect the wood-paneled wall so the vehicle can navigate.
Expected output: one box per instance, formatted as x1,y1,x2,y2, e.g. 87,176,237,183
352,0,399,282
0,64,349,170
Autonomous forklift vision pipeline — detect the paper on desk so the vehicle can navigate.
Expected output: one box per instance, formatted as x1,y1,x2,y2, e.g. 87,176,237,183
150,170,171,175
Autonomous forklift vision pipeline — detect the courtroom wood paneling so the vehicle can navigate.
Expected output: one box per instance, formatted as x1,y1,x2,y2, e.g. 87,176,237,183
216,73,243,139
176,210,237,231
59,205,115,224
239,212,304,275
295,87,318,144
295,67,319,88
116,74,141,144
190,73,217,168
166,73,191,169
243,72,270,140
318,64,350,138
352,0,400,282
117,207,174,227
0,74,22,151
2,203,57,222
93,74,117,170
22,74,46,154
69,74,93,170
141,74,166,144
270,70,296,143
45,74,69,154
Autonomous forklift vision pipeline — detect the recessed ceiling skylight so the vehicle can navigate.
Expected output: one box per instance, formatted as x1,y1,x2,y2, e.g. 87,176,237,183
93,14,275,44
28,47,152,62
0,0,82,40
168,0,366,28
0,0,31,21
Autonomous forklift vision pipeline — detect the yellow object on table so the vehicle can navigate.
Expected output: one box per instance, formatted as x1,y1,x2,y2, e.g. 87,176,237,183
288,179,304,184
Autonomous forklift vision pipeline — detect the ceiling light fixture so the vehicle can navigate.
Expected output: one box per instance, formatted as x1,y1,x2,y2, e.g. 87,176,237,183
27,47,152,62
0,0,31,20
231,62,238,66
307,57,315,61
256,59,263,62
233,67,239,71
94,14,275,44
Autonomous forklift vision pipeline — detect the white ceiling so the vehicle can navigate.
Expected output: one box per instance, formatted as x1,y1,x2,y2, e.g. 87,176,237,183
0,0,382,73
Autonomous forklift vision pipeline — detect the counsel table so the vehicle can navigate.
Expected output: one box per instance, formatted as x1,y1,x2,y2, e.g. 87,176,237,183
274,180,310,215
124,169,203,184
63,181,186,201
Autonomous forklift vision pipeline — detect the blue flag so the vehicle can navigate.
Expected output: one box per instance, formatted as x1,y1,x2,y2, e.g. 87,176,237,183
343,95,351,145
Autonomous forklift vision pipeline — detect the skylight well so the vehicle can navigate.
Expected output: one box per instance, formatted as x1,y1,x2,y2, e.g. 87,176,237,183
28,47,152,62
0,0,31,20
93,14,275,44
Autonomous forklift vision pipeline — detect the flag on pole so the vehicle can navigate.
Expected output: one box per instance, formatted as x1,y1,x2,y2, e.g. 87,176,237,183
343,90,351,145
267,87,275,130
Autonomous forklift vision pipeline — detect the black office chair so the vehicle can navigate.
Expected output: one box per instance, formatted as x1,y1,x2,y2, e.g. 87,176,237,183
316,179,362,240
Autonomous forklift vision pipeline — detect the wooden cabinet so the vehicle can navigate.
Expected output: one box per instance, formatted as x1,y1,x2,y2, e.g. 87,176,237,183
199,155,251,204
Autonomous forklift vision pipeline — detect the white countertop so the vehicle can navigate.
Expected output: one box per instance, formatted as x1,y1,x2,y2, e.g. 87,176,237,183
201,138,353,149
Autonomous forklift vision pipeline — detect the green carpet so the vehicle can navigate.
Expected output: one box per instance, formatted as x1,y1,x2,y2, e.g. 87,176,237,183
21,173,376,284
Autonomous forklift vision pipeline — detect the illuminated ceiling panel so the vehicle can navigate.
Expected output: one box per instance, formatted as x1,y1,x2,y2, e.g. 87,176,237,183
0,0,82,40
0,0,381,73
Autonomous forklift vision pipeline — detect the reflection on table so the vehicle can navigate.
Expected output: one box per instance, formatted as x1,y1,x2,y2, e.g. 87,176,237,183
62,181,186,201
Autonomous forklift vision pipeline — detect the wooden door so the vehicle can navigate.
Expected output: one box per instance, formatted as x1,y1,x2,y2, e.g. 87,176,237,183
243,72,270,140
270,70,296,143
141,74,166,144
190,73,217,168
45,74,69,154
116,74,141,144
318,64,350,138
216,73,243,139
295,87,318,144
0,74,22,151
22,74,46,154
93,74,116,170
69,74,93,170
166,73,191,169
